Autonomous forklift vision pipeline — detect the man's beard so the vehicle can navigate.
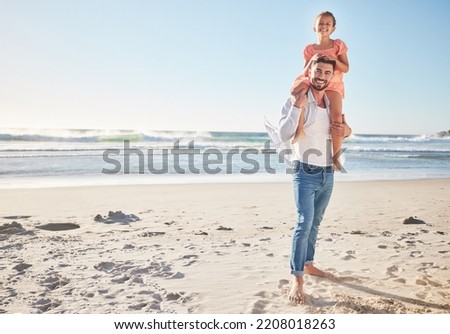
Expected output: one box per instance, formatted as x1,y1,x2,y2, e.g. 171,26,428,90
310,78,330,91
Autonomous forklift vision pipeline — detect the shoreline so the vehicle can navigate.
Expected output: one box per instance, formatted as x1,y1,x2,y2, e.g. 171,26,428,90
1,173,449,190
1,179,449,313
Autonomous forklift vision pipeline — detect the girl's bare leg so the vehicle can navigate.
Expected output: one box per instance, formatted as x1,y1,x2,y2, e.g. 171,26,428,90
325,91,343,170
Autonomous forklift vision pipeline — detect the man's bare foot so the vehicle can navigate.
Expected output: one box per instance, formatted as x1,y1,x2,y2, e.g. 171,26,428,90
305,264,336,281
288,276,304,305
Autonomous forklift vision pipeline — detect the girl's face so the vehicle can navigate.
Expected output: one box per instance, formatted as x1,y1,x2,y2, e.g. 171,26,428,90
314,15,335,37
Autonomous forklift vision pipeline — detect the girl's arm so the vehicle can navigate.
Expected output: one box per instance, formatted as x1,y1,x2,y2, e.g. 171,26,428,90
301,59,312,77
303,53,349,74
335,52,349,73
301,53,321,77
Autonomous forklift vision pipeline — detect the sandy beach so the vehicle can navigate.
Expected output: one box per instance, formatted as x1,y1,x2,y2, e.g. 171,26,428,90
0,179,449,314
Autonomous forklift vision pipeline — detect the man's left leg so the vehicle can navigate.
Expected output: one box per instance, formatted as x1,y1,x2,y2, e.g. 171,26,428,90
304,169,335,279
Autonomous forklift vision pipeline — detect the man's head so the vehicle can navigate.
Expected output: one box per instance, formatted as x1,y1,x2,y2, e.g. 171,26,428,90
309,56,336,91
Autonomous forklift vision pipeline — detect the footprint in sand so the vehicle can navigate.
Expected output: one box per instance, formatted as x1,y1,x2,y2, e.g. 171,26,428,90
12,263,32,272
415,278,428,286
278,279,290,289
179,254,199,267
165,291,198,304
33,298,62,313
419,262,436,269
255,291,277,299
248,299,270,314
416,291,427,300
410,251,424,258
303,294,336,308
386,265,403,277
129,302,148,310
343,250,356,260
41,273,69,291
111,275,132,284
416,277,443,287
167,272,185,279
166,292,183,301
393,278,406,283
94,261,116,272
80,291,95,298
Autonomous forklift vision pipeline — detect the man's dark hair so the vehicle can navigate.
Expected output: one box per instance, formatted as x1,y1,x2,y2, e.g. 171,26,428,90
312,55,336,72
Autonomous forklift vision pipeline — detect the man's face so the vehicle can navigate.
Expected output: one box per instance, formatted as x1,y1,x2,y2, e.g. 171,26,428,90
309,62,334,91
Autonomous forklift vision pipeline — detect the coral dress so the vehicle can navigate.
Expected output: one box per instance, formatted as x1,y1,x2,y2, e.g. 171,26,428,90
293,39,348,98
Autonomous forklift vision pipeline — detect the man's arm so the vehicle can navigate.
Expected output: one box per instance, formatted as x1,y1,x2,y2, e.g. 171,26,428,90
278,99,300,142
278,95,308,142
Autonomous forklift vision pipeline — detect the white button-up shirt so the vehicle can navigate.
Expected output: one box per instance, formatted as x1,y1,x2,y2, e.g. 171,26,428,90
265,89,333,167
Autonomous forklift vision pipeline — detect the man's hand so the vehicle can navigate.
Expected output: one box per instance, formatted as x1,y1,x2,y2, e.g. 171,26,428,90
291,92,308,110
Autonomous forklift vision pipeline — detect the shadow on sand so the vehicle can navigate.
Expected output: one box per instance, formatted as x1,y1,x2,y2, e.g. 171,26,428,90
335,277,450,312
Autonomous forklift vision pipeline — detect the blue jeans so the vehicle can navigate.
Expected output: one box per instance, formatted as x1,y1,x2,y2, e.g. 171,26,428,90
290,161,334,277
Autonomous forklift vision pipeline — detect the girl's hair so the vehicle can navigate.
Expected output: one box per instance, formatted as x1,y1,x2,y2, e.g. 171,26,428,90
315,11,336,27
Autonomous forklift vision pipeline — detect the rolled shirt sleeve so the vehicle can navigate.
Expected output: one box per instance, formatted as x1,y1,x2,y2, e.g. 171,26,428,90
278,98,301,142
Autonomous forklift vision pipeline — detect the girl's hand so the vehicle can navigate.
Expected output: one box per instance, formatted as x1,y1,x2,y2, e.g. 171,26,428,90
313,53,336,62
311,53,323,61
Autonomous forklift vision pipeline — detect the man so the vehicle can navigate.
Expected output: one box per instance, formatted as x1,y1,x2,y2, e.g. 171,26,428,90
268,56,351,304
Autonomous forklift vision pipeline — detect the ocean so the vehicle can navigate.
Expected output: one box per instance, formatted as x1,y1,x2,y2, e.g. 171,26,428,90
1,128,449,188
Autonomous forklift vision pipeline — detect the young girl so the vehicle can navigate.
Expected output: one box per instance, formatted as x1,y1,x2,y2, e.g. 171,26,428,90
291,11,349,170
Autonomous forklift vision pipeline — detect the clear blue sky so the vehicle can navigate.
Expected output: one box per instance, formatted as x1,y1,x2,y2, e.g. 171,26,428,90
1,0,449,135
